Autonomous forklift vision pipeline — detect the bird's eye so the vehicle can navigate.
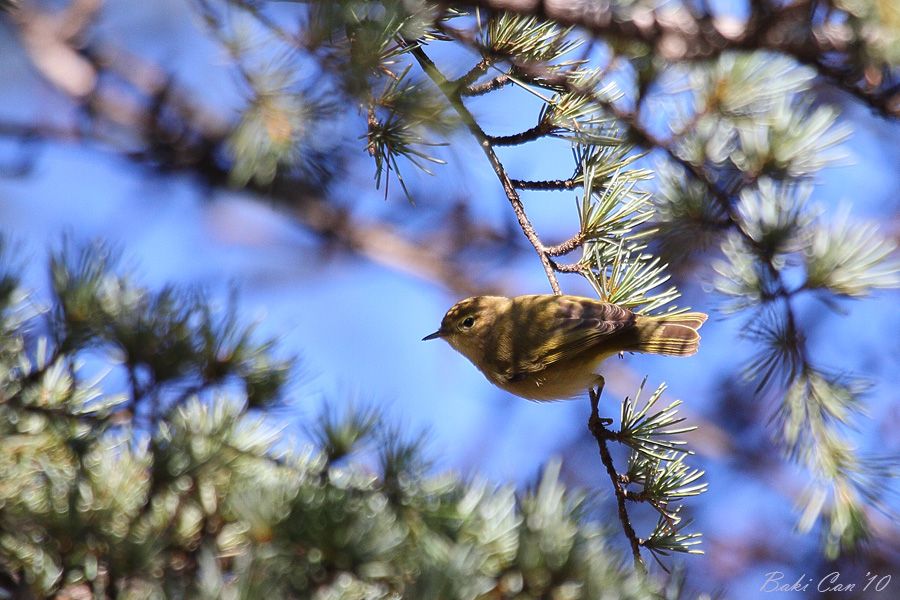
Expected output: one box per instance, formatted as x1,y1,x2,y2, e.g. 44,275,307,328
461,316,475,329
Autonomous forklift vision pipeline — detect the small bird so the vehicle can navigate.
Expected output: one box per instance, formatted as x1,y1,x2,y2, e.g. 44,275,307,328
423,294,706,401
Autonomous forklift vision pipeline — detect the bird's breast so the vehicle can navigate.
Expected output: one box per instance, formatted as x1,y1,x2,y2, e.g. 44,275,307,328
490,354,613,401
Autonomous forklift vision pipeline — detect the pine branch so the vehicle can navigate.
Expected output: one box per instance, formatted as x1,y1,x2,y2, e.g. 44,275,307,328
408,44,564,294
587,381,646,574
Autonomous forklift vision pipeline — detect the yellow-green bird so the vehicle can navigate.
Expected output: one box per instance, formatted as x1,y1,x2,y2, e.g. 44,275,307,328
423,294,707,401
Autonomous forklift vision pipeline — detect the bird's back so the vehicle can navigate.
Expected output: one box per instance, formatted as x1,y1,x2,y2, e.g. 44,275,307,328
483,295,637,400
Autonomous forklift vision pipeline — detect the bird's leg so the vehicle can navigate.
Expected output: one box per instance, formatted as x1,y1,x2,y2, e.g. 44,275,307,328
588,377,613,431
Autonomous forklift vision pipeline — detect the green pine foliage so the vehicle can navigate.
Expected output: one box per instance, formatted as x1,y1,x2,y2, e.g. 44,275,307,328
0,240,655,598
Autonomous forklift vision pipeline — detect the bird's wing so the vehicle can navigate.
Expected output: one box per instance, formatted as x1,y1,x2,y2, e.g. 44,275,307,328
499,296,636,381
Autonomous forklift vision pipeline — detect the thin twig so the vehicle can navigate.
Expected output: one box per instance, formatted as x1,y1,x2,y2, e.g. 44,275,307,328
549,259,584,273
510,177,578,191
453,57,494,89
486,120,551,146
408,44,563,294
588,380,647,573
462,74,512,96
544,232,585,257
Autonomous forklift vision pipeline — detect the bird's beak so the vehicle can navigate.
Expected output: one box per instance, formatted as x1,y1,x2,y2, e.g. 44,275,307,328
422,329,444,341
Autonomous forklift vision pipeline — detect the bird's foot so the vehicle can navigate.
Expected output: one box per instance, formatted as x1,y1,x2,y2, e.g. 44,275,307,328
588,381,614,435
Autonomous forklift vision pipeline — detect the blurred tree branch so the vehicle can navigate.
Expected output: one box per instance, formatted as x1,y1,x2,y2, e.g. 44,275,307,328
2,3,505,297
449,0,899,118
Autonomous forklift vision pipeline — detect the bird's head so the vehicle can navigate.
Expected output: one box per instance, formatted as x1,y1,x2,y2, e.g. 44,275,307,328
422,296,508,364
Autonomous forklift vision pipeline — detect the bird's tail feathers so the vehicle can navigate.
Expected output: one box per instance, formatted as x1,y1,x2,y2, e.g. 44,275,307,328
633,312,707,357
